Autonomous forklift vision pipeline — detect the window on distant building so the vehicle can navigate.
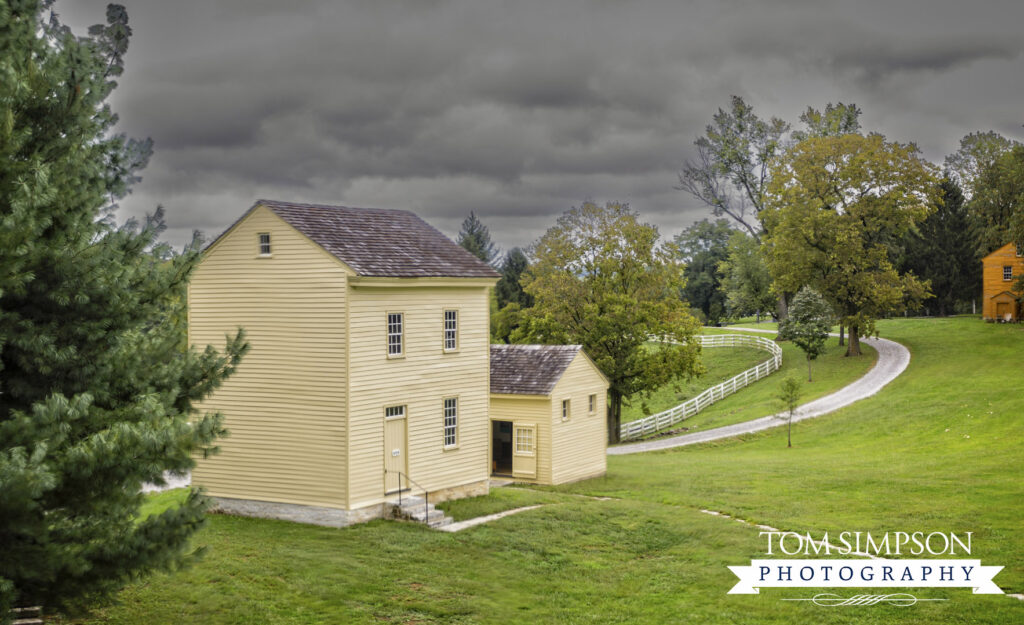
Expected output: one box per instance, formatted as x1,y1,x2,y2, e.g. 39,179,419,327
1004,266,1014,281
387,313,404,356
589,394,596,414
562,399,570,421
444,310,458,351
258,233,271,256
443,398,458,448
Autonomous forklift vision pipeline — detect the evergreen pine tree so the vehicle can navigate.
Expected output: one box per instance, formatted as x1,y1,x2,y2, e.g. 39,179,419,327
495,247,532,309
0,2,247,616
456,212,499,264
899,179,980,315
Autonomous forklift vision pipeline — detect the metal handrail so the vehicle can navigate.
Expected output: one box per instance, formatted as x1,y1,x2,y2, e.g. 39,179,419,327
384,469,429,522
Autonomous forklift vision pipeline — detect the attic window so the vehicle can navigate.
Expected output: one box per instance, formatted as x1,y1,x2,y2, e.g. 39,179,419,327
589,394,596,414
1004,266,1013,281
258,233,272,256
562,399,571,421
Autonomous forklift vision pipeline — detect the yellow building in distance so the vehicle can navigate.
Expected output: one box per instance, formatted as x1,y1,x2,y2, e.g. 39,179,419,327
190,200,607,527
981,242,1023,322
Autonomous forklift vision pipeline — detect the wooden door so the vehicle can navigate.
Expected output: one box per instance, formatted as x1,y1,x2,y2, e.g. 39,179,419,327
384,406,408,493
512,423,537,478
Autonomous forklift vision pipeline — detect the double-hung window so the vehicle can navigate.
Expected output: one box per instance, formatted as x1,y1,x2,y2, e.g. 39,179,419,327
561,399,571,421
258,233,271,256
387,313,404,356
589,394,596,414
443,398,458,448
1004,266,1014,281
443,310,458,351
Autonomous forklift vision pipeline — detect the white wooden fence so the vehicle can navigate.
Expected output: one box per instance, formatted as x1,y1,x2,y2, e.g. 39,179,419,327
619,334,783,441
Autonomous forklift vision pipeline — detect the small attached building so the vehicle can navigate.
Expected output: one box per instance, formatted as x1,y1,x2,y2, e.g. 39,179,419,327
489,345,609,485
981,242,1023,322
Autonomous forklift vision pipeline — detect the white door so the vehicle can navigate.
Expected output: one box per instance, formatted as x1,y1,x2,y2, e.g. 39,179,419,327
512,423,537,478
384,407,408,493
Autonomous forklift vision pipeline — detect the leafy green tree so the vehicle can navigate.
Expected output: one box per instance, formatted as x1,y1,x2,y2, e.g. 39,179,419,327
457,211,500,264
495,247,532,309
944,131,1021,199
776,375,803,448
514,201,703,443
898,179,980,315
673,219,733,324
791,102,862,142
678,97,862,242
969,145,1024,255
777,287,833,381
718,231,775,321
678,97,861,319
0,2,246,617
763,133,938,357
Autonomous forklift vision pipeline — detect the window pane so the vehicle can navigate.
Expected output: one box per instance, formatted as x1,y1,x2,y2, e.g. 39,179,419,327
516,428,533,453
443,398,458,447
388,313,403,355
258,233,271,255
444,310,457,350
385,406,405,418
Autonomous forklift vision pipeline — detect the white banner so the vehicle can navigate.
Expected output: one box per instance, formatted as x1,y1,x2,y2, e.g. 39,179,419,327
727,559,1003,595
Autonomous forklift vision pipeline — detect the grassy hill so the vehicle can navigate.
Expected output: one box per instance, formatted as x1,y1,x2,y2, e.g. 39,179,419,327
72,318,1022,624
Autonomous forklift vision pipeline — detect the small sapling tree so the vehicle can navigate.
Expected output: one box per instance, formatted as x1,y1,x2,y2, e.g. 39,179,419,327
777,375,803,448
777,287,833,381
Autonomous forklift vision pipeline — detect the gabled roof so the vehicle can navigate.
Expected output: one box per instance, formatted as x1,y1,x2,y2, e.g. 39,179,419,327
490,344,584,395
989,290,1019,300
210,200,500,279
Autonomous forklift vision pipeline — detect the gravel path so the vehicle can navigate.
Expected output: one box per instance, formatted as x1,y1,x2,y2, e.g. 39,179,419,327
608,330,910,455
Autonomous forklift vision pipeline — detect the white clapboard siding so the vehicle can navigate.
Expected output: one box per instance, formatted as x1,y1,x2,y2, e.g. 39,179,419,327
346,286,491,508
190,205,350,508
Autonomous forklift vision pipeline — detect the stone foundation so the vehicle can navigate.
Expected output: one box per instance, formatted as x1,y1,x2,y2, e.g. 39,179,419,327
210,497,384,528
210,478,489,528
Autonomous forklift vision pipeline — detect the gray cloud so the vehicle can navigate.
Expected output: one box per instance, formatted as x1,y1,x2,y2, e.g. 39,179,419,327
57,0,1024,253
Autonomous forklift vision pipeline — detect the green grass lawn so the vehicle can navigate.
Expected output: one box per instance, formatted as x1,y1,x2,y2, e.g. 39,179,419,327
662,329,877,434
69,318,1022,624
620,327,876,438
621,346,767,423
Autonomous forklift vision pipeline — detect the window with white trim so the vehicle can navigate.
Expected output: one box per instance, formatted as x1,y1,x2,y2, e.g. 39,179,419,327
561,399,570,421
258,233,271,256
589,394,596,414
1004,266,1013,281
387,313,404,356
516,427,534,453
443,398,458,448
443,310,458,351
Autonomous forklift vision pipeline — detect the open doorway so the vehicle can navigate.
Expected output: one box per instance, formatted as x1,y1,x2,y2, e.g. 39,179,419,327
492,420,513,475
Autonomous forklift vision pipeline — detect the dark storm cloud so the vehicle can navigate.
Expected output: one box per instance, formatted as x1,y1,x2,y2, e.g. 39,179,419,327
57,0,1024,251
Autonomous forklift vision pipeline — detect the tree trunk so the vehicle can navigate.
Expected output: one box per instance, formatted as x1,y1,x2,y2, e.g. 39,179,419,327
607,389,622,444
787,414,792,448
838,324,845,346
846,324,862,356
807,356,812,382
776,293,789,321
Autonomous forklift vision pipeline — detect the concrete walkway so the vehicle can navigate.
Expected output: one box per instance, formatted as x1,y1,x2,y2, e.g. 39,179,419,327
609,330,910,455
436,505,545,532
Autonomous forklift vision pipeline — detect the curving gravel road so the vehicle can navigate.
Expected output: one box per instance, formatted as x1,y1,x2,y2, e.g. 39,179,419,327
608,330,910,455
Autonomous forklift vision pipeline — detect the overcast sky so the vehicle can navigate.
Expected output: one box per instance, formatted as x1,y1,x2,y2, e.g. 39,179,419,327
59,0,1024,254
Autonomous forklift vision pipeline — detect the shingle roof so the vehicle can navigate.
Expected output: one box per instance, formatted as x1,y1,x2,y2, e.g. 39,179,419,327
490,344,583,395
214,200,500,279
